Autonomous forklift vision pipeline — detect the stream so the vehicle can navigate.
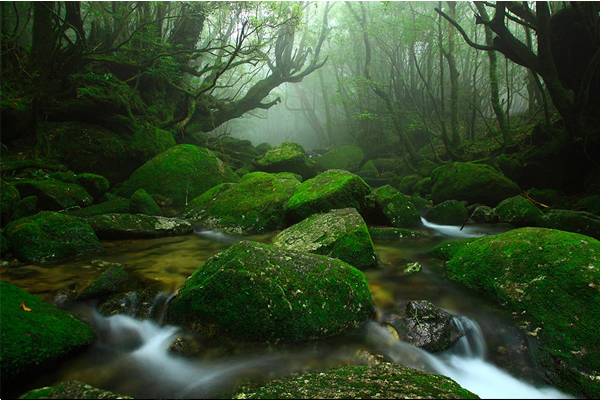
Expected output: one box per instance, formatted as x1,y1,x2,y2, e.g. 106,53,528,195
1,219,575,399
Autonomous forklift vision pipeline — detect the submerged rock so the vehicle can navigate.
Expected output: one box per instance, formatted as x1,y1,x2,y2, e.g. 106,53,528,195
166,240,375,343
1,282,95,386
425,200,468,226
367,185,421,228
235,362,478,399
252,142,317,180
86,213,193,239
3,211,104,264
76,266,130,301
181,172,299,234
438,227,600,398
18,380,133,399
117,144,239,206
273,208,378,268
431,162,521,206
284,169,373,223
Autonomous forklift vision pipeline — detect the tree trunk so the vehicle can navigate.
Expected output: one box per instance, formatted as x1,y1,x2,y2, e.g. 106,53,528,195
445,2,461,149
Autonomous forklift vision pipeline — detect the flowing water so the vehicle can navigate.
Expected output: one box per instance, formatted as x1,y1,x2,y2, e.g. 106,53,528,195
1,221,575,399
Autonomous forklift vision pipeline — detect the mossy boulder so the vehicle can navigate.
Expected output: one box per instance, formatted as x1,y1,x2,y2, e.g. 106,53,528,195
425,200,468,226
18,380,133,399
86,213,192,239
273,208,378,268
414,177,433,196
67,198,131,218
431,162,521,206
470,205,498,223
358,159,379,179
129,188,162,216
284,169,373,223
527,187,564,208
76,266,130,301
367,185,421,228
235,362,478,399
1,180,20,226
315,145,364,172
166,240,375,343
0,282,95,386
494,195,543,227
206,136,259,170
117,144,239,206
577,195,600,214
397,174,422,195
11,179,93,211
255,142,273,155
540,209,600,240
3,211,103,264
438,228,600,398
252,142,317,180
182,172,300,234
12,196,38,221
75,173,110,199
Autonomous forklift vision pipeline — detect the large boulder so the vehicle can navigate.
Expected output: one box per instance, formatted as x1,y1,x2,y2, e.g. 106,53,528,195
166,240,375,342
86,214,193,239
235,362,478,399
367,185,421,228
431,162,521,206
494,195,543,227
432,228,600,398
181,172,299,234
129,188,162,216
284,169,372,223
12,179,93,211
3,211,104,264
75,173,110,199
425,200,468,226
252,142,317,180
206,136,259,170
315,145,364,172
67,198,131,218
117,144,239,206
273,208,378,268
1,282,95,386
540,209,600,240
1,180,20,226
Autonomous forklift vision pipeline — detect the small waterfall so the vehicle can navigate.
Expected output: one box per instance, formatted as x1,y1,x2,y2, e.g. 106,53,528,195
451,316,487,359
421,217,488,238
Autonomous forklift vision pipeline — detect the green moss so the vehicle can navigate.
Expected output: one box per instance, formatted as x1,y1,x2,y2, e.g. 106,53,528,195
234,362,479,399
129,188,162,216
12,196,38,221
130,122,176,160
67,198,131,218
495,195,543,227
3,211,104,264
577,195,600,214
86,213,193,239
428,238,479,260
358,160,379,178
11,178,93,211
540,209,600,240
166,240,375,342
1,282,95,385
1,180,20,226
182,172,299,234
431,162,521,206
18,380,133,399
273,208,378,268
284,169,372,223
117,144,239,206
315,145,364,172
75,173,110,199
425,200,468,226
76,267,130,301
414,177,433,196
398,174,422,195
368,185,421,228
252,142,317,180
442,228,600,398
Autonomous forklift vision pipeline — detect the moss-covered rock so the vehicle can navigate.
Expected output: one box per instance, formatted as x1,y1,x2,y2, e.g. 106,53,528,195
255,142,273,155
284,169,373,224
440,228,600,398
397,174,422,195
182,172,300,234
117,144,239,206
527,187,564,208
166,240,375,342
252,142,317,180
273,208,378,268
235,362,478,399
1,282,95,386
3,211,103,264
367,185,421,228
11,178,93,211
540,209,600,240
358,159,379,179
414,177,433,196
315,145,364,172
67,198,131,218
75,173,110,199
1,180,20,226
12,196,38,221
425,200,468,226
431,162,521,206
428,238,479,260
86,213,192,239
470,205,498,223
129,188,162,216
76,266,130,301
494,195,543,227
206,136,259,170
577,195,600,214
18,380,133,399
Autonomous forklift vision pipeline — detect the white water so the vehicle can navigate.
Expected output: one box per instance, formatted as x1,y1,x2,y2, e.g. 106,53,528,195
91,313,573,399
421,217,495,238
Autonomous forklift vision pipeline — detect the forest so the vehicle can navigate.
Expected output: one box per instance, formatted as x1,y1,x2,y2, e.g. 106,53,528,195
1,1,600,399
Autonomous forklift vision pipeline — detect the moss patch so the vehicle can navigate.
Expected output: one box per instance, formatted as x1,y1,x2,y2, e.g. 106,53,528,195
495,195,543,227
129,188,162,216
86,213,192,239
18,380,133,399
252,142,317,180
166,240,375,343
425,200,468,226
12,178,93,211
